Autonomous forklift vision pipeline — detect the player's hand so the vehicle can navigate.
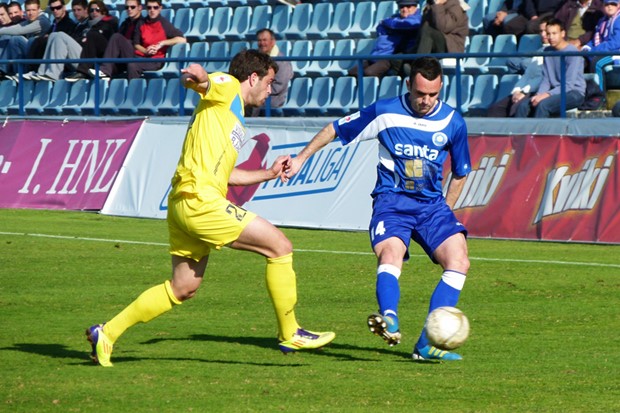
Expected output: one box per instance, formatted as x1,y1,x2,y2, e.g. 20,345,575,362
269,155,292,180
281,156,304,183
181,64,208,89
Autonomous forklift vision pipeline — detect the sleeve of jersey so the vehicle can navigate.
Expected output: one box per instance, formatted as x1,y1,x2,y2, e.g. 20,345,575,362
332,105,379,146
204,73,238,105
449,117,471,177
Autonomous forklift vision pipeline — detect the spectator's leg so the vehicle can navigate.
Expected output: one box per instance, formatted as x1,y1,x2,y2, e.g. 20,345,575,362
99,33,135,77
486,95,512,117
77,31,110,75
7,36,29,74
364,60,390,77
416,22,447,54
39,32,82,80
27,36,48,72
502,15,528,37
127,60,163,79
513,96,533,117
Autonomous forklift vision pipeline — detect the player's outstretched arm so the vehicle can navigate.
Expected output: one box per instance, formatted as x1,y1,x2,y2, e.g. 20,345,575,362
229,155,292,186
282,123,337,182
181,64,210,95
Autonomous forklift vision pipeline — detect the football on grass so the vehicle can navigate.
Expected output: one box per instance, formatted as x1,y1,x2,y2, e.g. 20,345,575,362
425,306,470,350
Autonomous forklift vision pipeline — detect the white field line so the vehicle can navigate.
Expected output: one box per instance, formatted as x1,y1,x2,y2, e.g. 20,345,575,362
1,231,619,269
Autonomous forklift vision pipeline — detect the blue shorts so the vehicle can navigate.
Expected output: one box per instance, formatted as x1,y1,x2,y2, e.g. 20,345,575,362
368,192,467,262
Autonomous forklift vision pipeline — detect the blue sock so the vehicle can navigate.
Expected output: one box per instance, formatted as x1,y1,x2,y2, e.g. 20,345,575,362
416,270,466,350
375,265,401,330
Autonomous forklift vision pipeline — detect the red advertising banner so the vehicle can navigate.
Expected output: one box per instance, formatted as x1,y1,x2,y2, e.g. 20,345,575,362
0,119,143,210
449,135,619,243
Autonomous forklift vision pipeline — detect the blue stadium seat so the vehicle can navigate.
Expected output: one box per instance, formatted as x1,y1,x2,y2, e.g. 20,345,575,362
351,76,379,110
495,73,520,102
24,81,52,115
440,74,449,101
172,7,193,36
203,6,232,42
100,78,128,116
276,40,292,56
486,0,504,17
224,6,252,41
7,80,35,115
42,79,71,115
283,3,313,40
349,1,377,38
60,80,90,115
466,0,485,34
304,39,334,77
467,74,499,116
270,5,292,34
138,78,167,116
185,7,213,43
325,76,356,116
487,34,518,75
378,75,402,100
290,39,313,77
306,2,333,40
327,39,355,76
304,76,334,116
183,86,201,113
227,0,249,6
204,41,229,73
280,77,312,116
158,78,185,116
463,34,493,74
517,34,543,54
326,2,355,39
144,42,189,79
445,74,473,113
355,38,375,57
188,41,209,65
248,5,272,35
230,41,250,57
0,80,16,114
118,78,147,115
160,7,174,24
81,79,109,116
375,1,397,24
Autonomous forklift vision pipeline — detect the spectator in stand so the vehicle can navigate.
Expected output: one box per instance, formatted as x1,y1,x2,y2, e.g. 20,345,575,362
88,0,185,80
0,0,50,79
67,0,145,80
506,15,550,74
0,4,13,27
7,1,25,25
515,18,586,117
415,0,469,55
555,0,604,48
521,0,565,34
23,0,77,75
488,17,550,116
247,28,293,116
484,0,528,37
348,0,421,78
580,0,620,86
32,0,114,81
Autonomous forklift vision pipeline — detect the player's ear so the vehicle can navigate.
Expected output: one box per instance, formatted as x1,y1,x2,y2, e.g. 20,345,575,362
249,72,259,86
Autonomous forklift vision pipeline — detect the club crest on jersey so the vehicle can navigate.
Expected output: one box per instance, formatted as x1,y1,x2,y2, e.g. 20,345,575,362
432,132,448,147
213,74,232,84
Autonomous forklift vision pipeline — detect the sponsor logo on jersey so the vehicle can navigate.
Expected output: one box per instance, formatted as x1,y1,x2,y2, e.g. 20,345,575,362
338,111,361,125
394,143,440,161
230,122,245,152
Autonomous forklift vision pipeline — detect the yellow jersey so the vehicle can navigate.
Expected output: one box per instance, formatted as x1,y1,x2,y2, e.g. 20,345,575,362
170,72,246,200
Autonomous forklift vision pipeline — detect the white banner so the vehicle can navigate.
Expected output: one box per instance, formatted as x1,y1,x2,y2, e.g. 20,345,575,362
101,119,377,231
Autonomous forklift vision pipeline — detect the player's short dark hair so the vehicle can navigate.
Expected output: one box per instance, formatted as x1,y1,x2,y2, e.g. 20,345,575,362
409,57,443,83
545,18,565,31
229,49,278,81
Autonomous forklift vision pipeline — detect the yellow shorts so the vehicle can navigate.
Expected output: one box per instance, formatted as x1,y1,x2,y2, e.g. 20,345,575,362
167,193,256,261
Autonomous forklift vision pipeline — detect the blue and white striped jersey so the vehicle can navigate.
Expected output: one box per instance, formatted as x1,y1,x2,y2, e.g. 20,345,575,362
333,94,471,200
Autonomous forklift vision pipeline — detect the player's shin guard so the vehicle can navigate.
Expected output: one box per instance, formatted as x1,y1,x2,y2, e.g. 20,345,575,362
376,264,401,320
416,270,466,349
265,253,300,341
103,280,182,343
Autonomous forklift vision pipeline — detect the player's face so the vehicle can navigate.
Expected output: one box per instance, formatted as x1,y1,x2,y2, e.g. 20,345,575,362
407,73,442,115
25,3,40,21
248,68,276,107
546,24,565,48
125,0,142,19
72,5,88,21
257,32,276,54
146,1,161,19
49,1,67,20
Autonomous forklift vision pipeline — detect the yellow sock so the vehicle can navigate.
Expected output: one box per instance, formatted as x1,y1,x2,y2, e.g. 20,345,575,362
265,253,301,341
103,280,182,343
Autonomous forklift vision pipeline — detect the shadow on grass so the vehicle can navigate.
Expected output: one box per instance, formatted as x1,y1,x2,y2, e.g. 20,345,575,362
0,343,97,365
142,333,411,362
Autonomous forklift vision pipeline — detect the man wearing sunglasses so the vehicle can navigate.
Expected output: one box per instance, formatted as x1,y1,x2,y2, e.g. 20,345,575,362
0,0,51,79
23,0,77,77
92,0,185,79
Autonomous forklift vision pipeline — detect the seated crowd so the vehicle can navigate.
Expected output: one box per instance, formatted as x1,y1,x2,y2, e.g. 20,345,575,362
0,0,619,117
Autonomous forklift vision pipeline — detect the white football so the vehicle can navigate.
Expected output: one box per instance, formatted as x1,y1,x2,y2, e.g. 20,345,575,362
425,306,470,350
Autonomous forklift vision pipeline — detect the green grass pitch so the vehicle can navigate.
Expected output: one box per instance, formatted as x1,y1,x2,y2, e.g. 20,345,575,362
1,209,619,412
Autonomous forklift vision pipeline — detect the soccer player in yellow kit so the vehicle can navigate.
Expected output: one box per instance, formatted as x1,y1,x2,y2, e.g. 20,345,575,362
86,50,335,367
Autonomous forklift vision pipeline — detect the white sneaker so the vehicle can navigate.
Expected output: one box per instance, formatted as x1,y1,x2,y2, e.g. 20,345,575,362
89,68,109,79
23,71,38,80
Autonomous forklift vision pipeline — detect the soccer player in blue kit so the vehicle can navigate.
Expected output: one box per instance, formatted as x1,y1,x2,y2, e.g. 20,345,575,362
284,57,471,361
